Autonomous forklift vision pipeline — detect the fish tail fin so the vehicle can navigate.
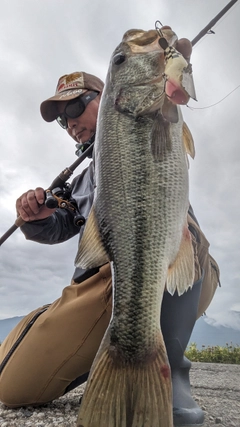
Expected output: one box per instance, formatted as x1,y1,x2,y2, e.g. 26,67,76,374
167,223,195,296
77,333,173,427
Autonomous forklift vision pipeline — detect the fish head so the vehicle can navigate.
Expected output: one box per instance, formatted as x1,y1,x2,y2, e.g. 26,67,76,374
105,26,195,120
107,28,168,118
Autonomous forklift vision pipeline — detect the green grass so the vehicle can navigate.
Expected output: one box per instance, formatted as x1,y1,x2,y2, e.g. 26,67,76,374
185,342,240,364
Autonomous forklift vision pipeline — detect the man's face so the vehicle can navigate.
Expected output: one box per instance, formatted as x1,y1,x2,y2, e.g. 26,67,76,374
57,93,101,145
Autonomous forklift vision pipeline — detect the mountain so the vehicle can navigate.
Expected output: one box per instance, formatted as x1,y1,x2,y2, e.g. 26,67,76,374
0,315,239,349
0,316,24,343
189,315,240,349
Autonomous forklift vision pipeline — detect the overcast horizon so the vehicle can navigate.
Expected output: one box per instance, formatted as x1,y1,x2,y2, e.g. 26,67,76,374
0,0,240,333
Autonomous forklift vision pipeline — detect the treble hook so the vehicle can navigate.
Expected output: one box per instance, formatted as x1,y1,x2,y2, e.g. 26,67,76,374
155,20,169,50
155,20,164,37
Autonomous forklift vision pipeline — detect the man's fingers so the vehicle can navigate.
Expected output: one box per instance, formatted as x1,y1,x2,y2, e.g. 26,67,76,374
176,38,192,62
34,187,45,205
16,188,46,220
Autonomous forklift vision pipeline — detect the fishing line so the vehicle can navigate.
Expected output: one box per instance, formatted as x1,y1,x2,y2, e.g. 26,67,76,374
186,84,240,110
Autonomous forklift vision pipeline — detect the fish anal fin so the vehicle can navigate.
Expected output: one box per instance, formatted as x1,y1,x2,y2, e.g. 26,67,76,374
166,224,195,296
77,330,173,427
75,207,109,269
183,122,195,159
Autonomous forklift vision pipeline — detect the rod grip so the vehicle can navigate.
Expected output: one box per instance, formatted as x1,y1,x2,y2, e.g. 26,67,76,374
15,216,26,227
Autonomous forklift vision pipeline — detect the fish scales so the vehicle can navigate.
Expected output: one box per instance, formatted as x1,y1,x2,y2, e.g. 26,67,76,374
76,27,194,427
96,116,187,356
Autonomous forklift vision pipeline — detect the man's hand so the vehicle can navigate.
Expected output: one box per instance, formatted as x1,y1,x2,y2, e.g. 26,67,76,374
16,187,56,222
176,38,192,63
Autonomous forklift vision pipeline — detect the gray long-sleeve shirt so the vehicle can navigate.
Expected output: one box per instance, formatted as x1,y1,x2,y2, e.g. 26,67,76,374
21,161,100,282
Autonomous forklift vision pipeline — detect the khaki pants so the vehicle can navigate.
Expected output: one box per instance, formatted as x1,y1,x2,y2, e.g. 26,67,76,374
0,220,220,408
0,264,112,407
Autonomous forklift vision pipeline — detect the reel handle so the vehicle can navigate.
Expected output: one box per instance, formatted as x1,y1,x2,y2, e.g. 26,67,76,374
45,191,59,209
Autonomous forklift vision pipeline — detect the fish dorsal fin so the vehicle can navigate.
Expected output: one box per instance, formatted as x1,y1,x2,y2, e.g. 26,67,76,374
75,206,109,269
166,222,195,296
151,113,171,161
183,122,195,159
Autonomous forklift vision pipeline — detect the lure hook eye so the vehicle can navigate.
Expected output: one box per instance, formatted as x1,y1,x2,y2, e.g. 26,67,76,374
155,20,169,51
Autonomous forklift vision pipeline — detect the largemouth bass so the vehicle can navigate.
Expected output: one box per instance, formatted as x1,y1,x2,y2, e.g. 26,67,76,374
75,26,195,427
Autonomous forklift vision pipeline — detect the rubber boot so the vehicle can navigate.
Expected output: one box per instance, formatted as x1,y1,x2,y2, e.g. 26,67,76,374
161,277,204,427
64,372,89,395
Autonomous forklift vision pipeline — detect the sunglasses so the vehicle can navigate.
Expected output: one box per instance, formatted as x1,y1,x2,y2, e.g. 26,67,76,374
56,91,99,129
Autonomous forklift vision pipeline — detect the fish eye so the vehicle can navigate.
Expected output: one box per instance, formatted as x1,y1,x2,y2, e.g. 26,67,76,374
113,53,126,65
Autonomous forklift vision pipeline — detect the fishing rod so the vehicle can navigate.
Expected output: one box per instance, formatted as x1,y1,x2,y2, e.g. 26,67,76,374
191,0,238,46
0,142,93,246
0,0,238,247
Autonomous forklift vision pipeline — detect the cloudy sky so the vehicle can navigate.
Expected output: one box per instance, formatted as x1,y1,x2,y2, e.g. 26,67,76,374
0,0,239,333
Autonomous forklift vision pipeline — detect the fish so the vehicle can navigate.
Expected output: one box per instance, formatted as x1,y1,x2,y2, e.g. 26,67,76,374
75,26,195,427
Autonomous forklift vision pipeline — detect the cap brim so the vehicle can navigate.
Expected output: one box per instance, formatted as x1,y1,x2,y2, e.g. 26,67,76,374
40,88,87,122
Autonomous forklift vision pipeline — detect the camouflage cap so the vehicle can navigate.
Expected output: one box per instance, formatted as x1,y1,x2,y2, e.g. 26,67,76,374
40,71,104,122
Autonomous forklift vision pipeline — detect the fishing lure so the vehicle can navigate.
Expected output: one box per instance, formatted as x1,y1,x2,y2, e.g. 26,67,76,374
155,20,196,104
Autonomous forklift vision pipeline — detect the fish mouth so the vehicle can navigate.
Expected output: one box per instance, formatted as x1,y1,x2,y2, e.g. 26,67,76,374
113,28,174,115
122,27,195,107
122,28,178,52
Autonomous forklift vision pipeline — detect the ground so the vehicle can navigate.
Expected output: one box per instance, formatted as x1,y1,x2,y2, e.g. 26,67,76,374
0,362,239,426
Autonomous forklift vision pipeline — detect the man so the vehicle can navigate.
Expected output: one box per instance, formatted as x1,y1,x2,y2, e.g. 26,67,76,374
0,41,220,426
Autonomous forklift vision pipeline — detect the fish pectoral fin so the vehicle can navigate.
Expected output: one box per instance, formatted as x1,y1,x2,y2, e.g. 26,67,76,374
151,113,172,161
183,122,195,159
75,207,109,269
166,224,195,296
162,96,179,123
77,329,173,427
